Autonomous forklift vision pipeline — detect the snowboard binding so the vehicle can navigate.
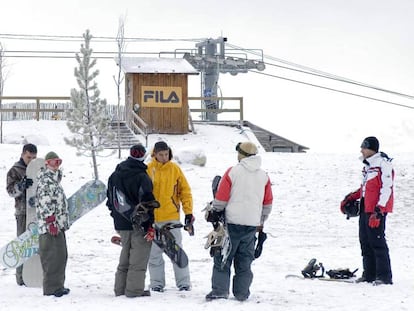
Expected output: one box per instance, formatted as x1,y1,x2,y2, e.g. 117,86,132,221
326,268,358,279
204,222,231,268
130,200,160,231
301,258,325,278
204,222,226,254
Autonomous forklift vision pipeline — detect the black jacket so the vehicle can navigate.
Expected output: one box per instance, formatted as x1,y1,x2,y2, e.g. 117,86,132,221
106,157,155,231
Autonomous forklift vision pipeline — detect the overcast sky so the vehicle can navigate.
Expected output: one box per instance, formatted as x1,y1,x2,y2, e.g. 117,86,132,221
1,0,414,152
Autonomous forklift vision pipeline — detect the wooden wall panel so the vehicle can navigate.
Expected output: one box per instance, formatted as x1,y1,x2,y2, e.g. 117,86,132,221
129,73,188,134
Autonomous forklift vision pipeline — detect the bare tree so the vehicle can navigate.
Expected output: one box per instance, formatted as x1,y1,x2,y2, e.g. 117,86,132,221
114,14,127,159
65,30,114,180
0,42,9,144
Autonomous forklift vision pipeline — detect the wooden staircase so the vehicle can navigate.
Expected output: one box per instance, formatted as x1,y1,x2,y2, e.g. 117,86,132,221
104,121,142,149
243,121,308,152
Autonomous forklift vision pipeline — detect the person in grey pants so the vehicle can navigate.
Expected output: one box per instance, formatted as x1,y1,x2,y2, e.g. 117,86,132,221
106,144,156,298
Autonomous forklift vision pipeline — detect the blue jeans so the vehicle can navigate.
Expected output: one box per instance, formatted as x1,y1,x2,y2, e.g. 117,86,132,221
210,224,256,300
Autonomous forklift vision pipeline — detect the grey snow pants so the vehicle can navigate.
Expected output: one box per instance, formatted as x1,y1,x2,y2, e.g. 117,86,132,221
115,229,152,297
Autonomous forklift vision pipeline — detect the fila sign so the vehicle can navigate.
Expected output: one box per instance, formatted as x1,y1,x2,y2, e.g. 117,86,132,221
141,86,182,108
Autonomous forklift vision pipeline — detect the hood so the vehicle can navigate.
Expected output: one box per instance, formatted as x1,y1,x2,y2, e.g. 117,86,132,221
239,155,262,172
116,157,147,178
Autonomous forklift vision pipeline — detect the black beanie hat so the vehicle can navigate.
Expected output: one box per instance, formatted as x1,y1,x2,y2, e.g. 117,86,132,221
130,144,146,160
360,136,379,152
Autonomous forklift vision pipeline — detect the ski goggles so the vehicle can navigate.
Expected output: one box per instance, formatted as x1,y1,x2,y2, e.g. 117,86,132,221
46,158,62,167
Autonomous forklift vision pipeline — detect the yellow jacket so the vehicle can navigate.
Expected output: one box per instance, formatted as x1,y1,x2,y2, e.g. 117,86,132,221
147,159,193,222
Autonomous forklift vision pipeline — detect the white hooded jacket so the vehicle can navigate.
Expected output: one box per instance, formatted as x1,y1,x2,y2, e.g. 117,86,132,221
213,155,273,226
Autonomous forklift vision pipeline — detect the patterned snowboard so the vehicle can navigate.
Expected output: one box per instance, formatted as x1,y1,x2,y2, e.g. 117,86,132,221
0,179,107,271
152,223,189,269
22,158,45,287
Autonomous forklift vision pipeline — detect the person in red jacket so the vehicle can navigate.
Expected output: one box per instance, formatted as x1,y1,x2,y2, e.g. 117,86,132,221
340,136,393,285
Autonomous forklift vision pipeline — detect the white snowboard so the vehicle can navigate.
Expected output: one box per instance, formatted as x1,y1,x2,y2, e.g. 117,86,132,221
22,158,45,288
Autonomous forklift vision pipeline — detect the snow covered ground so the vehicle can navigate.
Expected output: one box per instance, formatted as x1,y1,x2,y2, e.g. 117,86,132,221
0,120,413,311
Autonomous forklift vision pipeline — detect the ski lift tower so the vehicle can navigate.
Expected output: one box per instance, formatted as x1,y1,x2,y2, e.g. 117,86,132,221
184,37,265,121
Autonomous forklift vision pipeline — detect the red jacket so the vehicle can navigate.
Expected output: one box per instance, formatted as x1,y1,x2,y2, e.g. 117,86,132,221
348,153,394,213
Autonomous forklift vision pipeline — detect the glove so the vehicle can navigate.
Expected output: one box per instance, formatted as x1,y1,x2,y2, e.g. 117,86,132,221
144,227,155,242
184,214,195,236
46,215,59,236
206,210,223,223
340,194,351,213
368,213,381,228
111,236,122,246
254,231,267,259
28,197,36,208
368,206,384,228
17,176,33,191
141,200,160,210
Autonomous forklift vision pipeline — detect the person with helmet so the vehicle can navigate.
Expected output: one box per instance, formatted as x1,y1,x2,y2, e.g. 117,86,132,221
205,142,273,301
340,136,394,285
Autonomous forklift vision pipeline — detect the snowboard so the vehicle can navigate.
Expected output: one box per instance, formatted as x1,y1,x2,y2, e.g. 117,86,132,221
153,223,189,269
285,258,358,284
285,274,356,283
22,158,45,287
204,175,232,268
0,179,107,270
111,223,189,269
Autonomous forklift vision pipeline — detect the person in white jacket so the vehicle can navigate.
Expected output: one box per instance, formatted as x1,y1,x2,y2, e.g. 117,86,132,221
206,142,273,301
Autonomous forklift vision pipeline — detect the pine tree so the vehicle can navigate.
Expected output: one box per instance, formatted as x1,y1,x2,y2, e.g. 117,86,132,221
65,30,114,180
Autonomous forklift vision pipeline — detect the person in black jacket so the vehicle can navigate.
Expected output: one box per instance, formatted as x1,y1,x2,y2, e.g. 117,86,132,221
106,144,157,298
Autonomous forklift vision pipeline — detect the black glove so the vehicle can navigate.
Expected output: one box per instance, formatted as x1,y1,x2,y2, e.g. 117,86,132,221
206,210,223,223
17,176,33,191
184,214,195,236
141,200,160,210
254,231,267,259
28,197,36,208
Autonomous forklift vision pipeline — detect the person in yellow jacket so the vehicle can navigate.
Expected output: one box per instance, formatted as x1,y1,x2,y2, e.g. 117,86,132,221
147,141,194,292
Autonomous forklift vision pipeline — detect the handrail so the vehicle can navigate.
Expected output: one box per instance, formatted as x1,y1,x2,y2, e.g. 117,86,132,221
130,110,149,147
188,96,244,121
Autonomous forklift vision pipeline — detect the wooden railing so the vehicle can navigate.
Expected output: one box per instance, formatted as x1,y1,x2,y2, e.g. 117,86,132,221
129,110,149,147
0,96,70,121
0,96,244,142
188,96,244,121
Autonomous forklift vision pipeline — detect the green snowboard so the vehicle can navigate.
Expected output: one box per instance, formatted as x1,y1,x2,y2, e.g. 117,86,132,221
0,179,107,270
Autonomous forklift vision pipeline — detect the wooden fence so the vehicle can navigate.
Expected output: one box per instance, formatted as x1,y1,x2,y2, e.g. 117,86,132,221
0,96,244,137
0,96,125,121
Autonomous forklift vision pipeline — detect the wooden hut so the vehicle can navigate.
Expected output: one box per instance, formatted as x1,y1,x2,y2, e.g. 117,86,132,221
120,57,198,134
